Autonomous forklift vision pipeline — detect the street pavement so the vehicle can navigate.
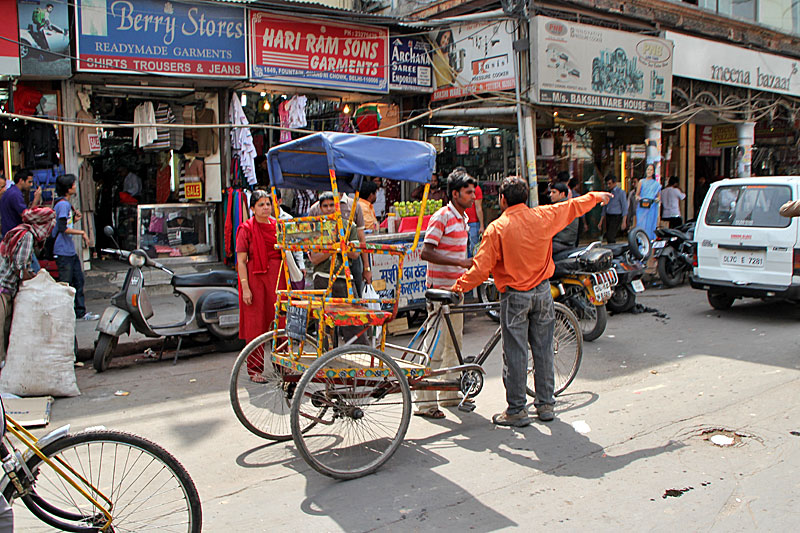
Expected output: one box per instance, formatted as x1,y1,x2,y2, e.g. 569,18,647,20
16,284,800,531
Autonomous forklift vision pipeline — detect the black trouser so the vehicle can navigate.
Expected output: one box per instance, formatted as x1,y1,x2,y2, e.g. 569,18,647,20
56,254,86,318
665,216,682,228
605,214,623,243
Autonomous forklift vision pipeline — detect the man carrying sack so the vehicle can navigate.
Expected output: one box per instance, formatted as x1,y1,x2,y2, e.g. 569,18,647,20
0,207,56,368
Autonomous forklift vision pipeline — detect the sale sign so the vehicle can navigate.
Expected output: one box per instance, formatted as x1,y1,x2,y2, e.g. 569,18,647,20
184,181,203,200
75,0,247,78
249,11,388,93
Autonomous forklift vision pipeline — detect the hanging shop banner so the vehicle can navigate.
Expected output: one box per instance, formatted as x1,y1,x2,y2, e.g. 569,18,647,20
249,11,388,93
389,36,433,92
711,124,738,148
698,126,721,156
74,0,247,77
0,2,19,76
428,21,515,101
532,16,673,114
17,0,72,78
665,31,799,97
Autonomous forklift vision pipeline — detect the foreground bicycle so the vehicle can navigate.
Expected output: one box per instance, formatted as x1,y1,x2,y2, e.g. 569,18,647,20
0,398,201,532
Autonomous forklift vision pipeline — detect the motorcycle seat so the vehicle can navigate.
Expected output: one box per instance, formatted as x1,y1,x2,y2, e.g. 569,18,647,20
601,243,629,257
660,228,692,241
172,270,238,288
553,247,584,262
425,289,461,305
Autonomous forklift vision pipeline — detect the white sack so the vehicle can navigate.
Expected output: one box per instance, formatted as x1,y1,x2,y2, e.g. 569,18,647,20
0,270,80,397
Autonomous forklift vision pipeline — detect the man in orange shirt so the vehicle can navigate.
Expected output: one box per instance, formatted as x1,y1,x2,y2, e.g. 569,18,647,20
358,179,379,232
451,177,612,427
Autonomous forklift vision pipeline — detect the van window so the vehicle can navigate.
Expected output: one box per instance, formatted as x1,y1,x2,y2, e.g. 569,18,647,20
704,185,791,228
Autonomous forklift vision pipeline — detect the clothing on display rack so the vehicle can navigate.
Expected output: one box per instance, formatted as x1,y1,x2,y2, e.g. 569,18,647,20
76,109,98,156
229,95,257,186
156,161,172,203
25,123,59,168
287,96,308,128
278,100,291,143
133,102,157,148
78,160,96,247
144,103,175,151
194,107,218,157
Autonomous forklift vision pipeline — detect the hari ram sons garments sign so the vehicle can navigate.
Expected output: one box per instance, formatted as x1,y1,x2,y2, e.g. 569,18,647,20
249,11,389,93
75,0,246,77
665,31,799,97
532,16,674,114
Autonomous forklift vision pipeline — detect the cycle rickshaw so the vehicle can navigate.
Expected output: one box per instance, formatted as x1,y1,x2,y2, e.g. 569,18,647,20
230,132,582,479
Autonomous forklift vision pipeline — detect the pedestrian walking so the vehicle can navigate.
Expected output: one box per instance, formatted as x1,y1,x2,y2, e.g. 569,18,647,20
597,174,628,243
635,164,661,240
661,177,686,228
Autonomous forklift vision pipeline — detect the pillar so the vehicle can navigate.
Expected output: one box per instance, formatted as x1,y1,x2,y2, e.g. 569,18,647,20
736,122,756,178
523,107,538,206
687,124,696,219
645,120,662,182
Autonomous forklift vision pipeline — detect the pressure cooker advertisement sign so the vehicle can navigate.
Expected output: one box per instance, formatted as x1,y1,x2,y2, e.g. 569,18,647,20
428,21,516,101
532,16,673,114
389,37,433,92
17,0,72,77
74,0,247,77
249,11,389,93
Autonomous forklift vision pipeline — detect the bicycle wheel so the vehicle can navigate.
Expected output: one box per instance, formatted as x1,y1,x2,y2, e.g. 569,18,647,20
4,430,201,533
291,345,412,480
230,329,325,441
526,302,583,398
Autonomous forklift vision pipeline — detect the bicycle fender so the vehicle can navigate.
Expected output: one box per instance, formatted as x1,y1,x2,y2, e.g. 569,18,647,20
96,307,131,337
21,425,70,463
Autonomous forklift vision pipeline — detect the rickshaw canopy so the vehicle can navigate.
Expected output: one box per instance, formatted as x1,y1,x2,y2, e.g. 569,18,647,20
267,132,436,193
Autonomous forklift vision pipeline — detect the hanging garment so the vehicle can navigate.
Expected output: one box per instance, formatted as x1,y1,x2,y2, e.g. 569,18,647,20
182,105,197,153
455,136,469,155
194,108,218,157
354,104,381,135
78,160,96,247
25,123,59,168
76,109,97,156
170,104,184,150
229,95,258,186
182,158,205,202
156,163,172,204
133,102,157,148
145,103,174,150
286,95,308,128
278,100,291,143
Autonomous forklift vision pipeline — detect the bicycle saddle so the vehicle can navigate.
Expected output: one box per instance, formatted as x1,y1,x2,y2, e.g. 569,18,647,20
425,289,460,304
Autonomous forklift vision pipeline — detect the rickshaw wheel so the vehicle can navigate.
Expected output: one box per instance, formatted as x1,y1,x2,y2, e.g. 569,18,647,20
230,329,325,441
290,345,411,480
526,302,583,398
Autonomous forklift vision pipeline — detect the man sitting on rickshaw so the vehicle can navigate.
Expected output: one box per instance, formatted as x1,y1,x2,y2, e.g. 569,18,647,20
309,191,368,346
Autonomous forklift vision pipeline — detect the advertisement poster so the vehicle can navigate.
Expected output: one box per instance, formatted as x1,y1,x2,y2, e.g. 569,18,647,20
17,0,71,77
389,36,433,92
428,21,515,101
372,245,427,308
532,16,673,114
0,2,20,76
698,126,721,156
75,0,247,77
250,11,388,93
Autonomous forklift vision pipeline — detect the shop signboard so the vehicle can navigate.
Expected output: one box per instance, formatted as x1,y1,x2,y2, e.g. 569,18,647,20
389,36,433,92
372,244,426,308
711,124,738,148
0,3,20,76
428,21,515,101
249,11,388,93
532,16,673,114
17,0,72,78
698,125,721,156
665,31,799,98
74,0,247,78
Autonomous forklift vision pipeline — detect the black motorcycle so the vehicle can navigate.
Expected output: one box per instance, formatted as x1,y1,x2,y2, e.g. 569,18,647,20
602,228,650,313
654,221,696,287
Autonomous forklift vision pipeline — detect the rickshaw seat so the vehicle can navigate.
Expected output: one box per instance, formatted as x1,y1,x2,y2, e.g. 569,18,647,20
287,300,393,327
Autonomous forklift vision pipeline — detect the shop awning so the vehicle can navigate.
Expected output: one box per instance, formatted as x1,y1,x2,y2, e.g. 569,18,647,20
267,132,436,192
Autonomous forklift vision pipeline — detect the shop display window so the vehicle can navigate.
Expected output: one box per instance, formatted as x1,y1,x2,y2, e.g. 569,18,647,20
137,204,216,260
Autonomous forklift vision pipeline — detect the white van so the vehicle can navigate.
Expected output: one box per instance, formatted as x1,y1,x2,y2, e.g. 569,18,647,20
691,176,800,309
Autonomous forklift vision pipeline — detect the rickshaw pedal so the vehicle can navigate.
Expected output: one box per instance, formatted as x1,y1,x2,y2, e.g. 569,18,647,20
458,402,476,413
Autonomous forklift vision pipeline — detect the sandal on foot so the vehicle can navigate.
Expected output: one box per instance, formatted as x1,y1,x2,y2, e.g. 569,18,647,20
414,408,445,419
249,374,268,383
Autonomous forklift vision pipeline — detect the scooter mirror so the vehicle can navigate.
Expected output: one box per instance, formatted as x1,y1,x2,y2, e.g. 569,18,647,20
103,226,115,238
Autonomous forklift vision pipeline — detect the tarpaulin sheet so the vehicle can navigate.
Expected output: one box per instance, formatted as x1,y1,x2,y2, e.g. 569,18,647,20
267,132,436,192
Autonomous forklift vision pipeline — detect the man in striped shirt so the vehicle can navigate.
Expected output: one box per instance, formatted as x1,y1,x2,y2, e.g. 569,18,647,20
415,168,476,419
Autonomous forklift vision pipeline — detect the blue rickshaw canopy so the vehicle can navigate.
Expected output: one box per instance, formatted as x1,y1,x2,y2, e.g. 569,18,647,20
266,132,436,193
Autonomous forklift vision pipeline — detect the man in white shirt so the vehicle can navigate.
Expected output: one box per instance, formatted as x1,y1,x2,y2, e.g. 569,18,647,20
661,177,686,228
119,165,142,199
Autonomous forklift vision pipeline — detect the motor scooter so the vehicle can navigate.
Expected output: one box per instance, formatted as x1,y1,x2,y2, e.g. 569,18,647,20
94,227,240,372
602,228,650,313
653,221,696,287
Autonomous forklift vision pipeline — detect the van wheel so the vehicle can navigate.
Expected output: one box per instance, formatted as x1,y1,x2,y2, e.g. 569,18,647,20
707,291,735,310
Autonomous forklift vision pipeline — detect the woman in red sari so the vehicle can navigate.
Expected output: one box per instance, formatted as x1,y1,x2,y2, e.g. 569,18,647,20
236,191,286,360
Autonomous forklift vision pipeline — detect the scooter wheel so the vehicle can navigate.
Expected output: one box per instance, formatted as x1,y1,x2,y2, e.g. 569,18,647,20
93,333,118,372
607,285,636,313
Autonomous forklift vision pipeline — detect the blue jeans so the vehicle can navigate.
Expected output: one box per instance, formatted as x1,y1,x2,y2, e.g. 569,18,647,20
499,281,555,414
467,222,481,258
55,255,86,318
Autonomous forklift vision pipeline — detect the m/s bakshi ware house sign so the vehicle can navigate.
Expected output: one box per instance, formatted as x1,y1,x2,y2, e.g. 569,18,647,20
249,11,389,93
75,0,247,77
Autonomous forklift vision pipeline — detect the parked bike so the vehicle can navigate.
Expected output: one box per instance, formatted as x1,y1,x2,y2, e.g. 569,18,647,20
654,221,696,287
94,226,240,372
550,242,617,341
603,228,650,313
